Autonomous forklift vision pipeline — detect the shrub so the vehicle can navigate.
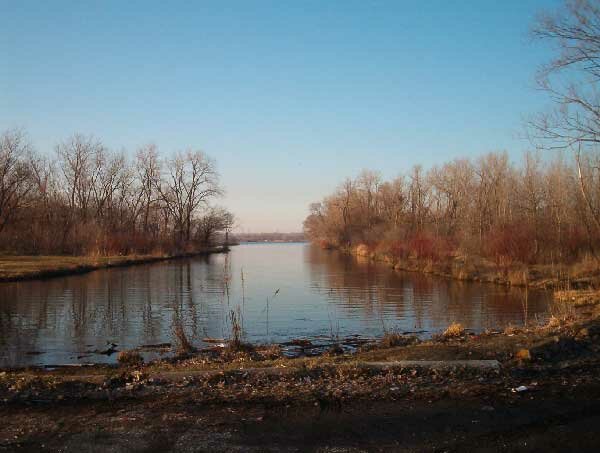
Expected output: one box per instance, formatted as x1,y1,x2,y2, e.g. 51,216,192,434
409,233,437,260
319,239,334,249
117,350,144,366
407,232,455,262
443,322,465,338
564,226,588,261
484,223,536,266
388,240,410,260
379,332,417,348
355,243,370,257
225,309,253,353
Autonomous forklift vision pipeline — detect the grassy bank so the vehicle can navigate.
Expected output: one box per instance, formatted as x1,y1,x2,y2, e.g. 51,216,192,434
345,243,600,290
0,246,229,282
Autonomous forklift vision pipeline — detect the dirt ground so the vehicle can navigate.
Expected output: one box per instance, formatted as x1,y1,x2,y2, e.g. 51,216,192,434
2,312,600,452
2,386,600,452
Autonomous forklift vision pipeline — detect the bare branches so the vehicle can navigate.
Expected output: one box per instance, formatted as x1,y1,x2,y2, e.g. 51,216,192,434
529,0,600,259
304,150,592,264
530,0,600,150
155,149,222,245
0,129,34,232
0,128,227,255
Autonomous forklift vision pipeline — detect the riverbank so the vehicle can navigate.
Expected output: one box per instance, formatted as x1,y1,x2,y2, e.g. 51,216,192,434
1,297,599,451
0,246,229,283
345,243,600,290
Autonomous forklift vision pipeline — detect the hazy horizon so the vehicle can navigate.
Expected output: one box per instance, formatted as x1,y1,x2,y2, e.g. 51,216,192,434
1,0,559,232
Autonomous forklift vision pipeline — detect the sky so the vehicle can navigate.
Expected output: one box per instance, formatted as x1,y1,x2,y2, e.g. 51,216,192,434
1,0,561,232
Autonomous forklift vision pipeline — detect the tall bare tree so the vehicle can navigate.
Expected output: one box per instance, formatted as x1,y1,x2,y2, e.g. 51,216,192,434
157,150,222,245
196,206,235,245
530,0,600,248
0,129,34,232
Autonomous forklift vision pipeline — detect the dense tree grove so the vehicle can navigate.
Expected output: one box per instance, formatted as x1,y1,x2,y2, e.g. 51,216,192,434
304,152,597,266
0,129,234,255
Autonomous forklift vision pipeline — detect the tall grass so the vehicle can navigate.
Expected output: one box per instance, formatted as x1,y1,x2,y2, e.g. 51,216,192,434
328,311,340,344
264,288,280,338
226,308,249,351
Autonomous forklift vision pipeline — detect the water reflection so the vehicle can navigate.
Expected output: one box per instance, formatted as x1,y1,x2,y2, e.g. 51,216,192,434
305,246,549,334
0,244,551,367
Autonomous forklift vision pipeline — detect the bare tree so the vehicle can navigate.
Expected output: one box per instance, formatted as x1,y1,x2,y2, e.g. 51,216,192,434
156,150,222,245
196,206,235,246
530,0,600,149
0,129,34,232
530,0,600,251
135,144,161,235
55,134,103,222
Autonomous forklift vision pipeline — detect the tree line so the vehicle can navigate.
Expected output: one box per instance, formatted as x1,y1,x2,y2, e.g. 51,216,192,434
0,130,234,255
303,151,598,267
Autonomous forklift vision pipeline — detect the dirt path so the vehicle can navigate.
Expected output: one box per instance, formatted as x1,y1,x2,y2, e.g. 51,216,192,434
2,383,600,452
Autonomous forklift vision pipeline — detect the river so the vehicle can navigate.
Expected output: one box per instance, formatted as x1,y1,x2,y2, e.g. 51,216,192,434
0,243,551,367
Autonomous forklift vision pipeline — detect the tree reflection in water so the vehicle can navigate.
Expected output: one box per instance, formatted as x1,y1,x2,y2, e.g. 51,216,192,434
0,244,551,367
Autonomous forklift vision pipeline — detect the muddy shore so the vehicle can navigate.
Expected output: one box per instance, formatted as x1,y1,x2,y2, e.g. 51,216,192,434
1,301,600,451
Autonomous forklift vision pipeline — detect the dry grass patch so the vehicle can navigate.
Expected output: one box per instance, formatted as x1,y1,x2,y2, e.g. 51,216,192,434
570,255,600,278
504,324,521,335
379,332,418,348
443,322,465,338
554,290,600,307
0,254,160,280
117,350,144,366
507,268,528,286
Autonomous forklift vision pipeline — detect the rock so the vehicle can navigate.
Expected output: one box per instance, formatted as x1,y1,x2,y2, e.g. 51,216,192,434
363,360,501,370
515,349,531,360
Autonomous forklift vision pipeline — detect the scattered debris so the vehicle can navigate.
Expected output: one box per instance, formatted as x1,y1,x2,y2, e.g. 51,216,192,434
512,385,529,393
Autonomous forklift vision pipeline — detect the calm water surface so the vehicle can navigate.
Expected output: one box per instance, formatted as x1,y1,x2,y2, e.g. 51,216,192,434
0,243,551,367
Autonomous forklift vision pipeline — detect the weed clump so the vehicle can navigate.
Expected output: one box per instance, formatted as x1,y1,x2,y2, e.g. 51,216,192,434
117,350,144,366
226,309,254,353
443,322,465,338
379,332,418,348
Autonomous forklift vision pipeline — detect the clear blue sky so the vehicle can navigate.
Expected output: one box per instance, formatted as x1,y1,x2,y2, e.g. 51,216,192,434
1,0,560,232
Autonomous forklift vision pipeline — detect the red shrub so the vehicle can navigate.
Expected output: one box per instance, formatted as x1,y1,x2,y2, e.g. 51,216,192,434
386,234,455,262
484,223,536,266
388,240,409,259
409,233,437,260
319,239,334,249
564,225,588,260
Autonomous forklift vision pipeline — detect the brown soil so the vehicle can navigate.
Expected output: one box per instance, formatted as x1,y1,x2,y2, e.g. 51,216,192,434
2,306,600,452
